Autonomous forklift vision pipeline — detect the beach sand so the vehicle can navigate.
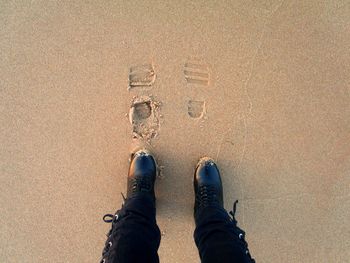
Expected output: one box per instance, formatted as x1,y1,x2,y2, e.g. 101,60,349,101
1,1,350,262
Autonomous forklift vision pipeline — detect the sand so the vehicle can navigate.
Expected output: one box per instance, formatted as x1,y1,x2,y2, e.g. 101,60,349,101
1,1,350,262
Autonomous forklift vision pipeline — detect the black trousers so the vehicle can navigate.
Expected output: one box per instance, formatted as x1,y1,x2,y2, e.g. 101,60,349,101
101,194,255,263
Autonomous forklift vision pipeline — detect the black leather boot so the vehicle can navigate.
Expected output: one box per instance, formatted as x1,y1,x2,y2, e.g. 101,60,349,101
99,150,159,263
194,157,223,215
127,149,157,201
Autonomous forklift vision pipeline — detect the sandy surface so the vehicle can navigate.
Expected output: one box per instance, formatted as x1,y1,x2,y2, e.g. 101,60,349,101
1,1,350,262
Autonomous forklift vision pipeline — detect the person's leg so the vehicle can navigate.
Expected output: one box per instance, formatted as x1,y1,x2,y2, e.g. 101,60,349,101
193,158,255,263
100,150,161,263
194,203,254,263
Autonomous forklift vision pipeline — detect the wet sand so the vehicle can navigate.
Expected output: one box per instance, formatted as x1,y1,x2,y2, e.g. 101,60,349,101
1,1,350,262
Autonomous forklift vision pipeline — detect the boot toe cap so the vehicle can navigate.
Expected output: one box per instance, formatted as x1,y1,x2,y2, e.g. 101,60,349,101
195,157,221,185
129,150,157,177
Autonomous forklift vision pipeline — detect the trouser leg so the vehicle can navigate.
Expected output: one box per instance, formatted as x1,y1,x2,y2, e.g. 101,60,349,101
101,194,161,263
194,204,255,263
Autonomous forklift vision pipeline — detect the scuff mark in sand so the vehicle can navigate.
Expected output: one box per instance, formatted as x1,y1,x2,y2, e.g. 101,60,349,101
215,115,247,169
242,0,286,117
237,0,286,224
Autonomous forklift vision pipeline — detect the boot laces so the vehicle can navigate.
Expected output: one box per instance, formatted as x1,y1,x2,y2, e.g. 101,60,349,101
229,200,256,263
197,185,219,208
131,175,152,193
100,212,119,263
100,193,126,263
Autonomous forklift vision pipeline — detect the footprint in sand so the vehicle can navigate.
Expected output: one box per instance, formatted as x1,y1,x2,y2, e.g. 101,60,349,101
184,58,210,86
128,95,161,141
128,64,156,90
127,62,162,142
183,57,248,168
187,100,206,119
184,58,209,120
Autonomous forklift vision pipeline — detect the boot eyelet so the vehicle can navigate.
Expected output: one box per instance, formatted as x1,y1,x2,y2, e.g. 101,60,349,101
108,241,112,247
239,233,243,239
